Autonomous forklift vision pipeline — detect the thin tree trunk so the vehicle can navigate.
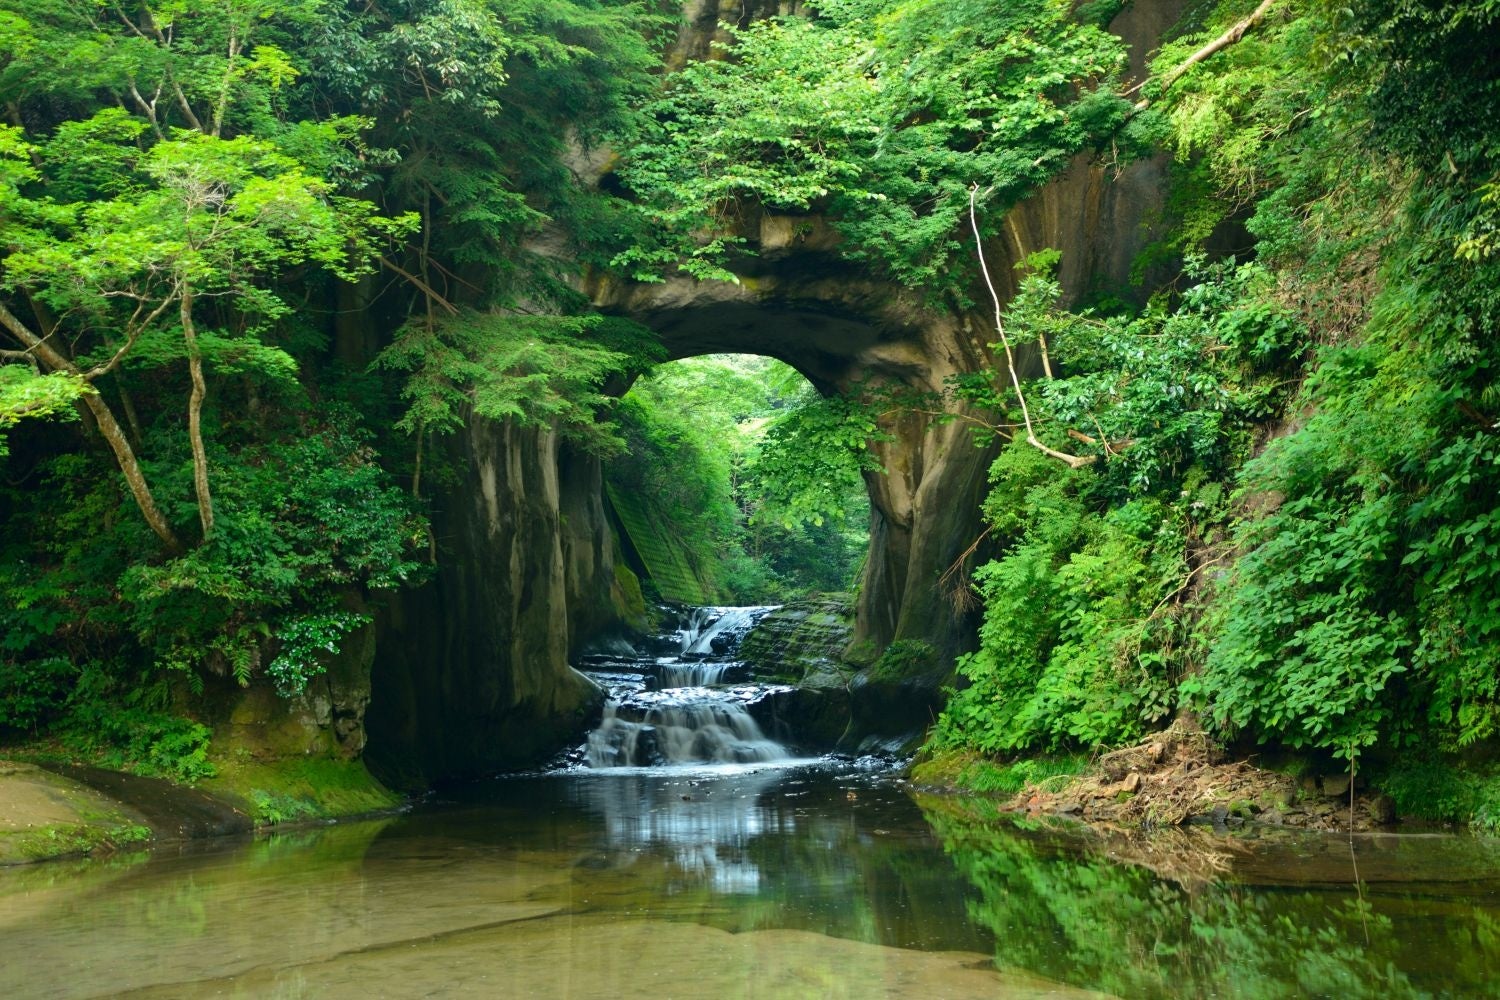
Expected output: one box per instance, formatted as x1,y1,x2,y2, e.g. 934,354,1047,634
118,382,144,447
80,392,183,550
1037,334,1055,380
180,290,215,540
211,26,239,137
411,421,425,499
0,300,183,552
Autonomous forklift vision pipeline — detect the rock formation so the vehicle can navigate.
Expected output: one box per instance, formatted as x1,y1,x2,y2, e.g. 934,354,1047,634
357,0,1188,783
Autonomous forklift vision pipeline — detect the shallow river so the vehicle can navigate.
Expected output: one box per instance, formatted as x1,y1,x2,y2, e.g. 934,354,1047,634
4,759,1500,999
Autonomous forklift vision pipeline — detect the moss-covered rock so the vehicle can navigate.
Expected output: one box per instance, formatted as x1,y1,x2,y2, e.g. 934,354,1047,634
201,757,399,827
840,637,950,753
740,596,855,683
0,751,400,865
0,761,212,865
740,598,855,751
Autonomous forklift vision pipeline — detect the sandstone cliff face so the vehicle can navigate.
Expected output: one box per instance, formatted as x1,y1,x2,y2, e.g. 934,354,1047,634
665,0,807,70
364,418,610,787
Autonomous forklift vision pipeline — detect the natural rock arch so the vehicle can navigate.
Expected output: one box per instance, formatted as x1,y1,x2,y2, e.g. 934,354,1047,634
361,0,1189,786
587,115,1179,662
363,151,1175,787
588,231,998,671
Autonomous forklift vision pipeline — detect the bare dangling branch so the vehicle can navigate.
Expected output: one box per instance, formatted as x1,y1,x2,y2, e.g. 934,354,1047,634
968,184,1092,470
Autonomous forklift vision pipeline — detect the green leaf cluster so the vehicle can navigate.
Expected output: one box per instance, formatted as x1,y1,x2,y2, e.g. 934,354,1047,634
0,367,89,457
606,354,871,602
1142,0,1500,766
374,310,652,458
617,0,1135,293
935,257,1294,754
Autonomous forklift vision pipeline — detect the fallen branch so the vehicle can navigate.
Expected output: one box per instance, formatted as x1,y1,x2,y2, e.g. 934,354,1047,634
1128,0,1277,107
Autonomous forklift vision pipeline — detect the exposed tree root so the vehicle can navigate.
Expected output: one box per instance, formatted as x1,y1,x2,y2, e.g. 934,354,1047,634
1007,725,1397,832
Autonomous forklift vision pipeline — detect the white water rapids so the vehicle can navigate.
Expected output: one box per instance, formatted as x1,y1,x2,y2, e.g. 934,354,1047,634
582,605,788,768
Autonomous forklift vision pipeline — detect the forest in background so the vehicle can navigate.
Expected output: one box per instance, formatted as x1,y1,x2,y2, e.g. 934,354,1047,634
608,354,869,604
2,0,1498,825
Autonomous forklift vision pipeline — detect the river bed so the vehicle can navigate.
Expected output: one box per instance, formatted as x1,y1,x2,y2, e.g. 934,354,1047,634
2,759,1498,999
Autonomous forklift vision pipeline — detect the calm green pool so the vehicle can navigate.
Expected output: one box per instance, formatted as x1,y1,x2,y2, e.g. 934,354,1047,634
3,761,1496,998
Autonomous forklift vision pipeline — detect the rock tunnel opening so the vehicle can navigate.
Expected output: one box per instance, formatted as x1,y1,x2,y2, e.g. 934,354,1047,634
604,351,872,608
593,284,1001,673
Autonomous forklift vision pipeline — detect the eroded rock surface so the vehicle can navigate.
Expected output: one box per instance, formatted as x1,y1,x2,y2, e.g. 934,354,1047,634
366,420,609,788
0,761,249,865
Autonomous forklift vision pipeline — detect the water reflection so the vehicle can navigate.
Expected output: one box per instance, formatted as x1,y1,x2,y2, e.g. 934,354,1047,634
916,795,1500,999
4,766,1500,999
565,767,795,893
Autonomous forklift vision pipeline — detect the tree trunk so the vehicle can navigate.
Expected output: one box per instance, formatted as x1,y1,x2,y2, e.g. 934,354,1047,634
411,421,425,499
180,291,215,540
0,301,183,553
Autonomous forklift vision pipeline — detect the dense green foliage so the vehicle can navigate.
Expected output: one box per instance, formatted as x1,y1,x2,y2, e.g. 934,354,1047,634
935,258,1295,753
618,0,1152,294
607,354,870,602
2,0,1497,822
1182,0,1500,765
923,0,1500,806
0,1,668,766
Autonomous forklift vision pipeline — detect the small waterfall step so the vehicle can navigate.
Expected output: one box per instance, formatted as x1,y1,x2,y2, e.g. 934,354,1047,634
587,688,787,768
677,605,780,656
576,604,792,769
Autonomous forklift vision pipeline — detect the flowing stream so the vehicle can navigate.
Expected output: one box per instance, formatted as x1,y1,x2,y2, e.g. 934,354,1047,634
581,605,790,768
3,607,1500,998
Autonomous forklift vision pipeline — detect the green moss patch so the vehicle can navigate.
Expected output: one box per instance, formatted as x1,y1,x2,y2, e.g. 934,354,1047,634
0,822,151,864
607,482,713,604
201,757,400,827
911,750,1089,796
0,761,155,865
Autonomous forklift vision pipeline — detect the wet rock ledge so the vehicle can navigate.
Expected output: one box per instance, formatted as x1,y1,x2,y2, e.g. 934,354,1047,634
741,596,949,755
0,760,250,865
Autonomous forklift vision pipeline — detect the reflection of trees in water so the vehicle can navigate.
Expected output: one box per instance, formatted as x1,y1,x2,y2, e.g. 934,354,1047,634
918,801,1500,999
565,771,986,950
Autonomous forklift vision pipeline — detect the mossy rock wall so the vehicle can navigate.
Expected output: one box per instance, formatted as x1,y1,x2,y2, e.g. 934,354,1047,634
366,416,614,788
194,591,376,765
606,481,713,605
742,597,855,751
741,599,950,754
740,596,855,685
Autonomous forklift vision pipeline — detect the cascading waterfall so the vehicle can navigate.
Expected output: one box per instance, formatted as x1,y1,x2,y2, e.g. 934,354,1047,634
679,606,778,656
655,661,737,688
588,696,785,767
579,605,789,768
